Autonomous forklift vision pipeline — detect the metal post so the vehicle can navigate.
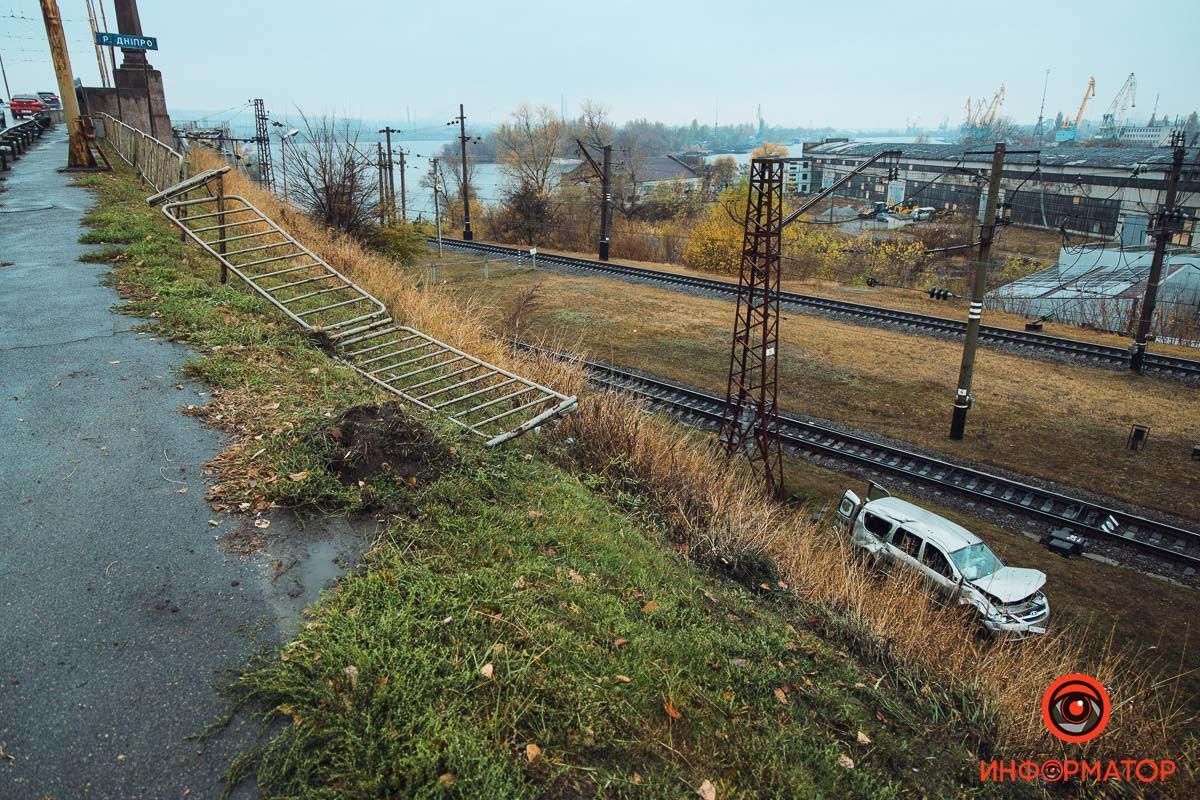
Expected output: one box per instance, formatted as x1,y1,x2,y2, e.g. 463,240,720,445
599,144,612,260
376,142,386,225
379,126,400,223
142,61,155,140
458,103,473,240
38,0,95,168
1131,132,1186,374
397,148,407,223
483,260,488,281
432,157,443,256
949,142,1005,440
216,173,228,284
96,0,121,121
279,131,289,209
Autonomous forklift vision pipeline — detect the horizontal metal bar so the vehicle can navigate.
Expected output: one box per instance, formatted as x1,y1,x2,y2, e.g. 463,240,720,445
191,218,263,233
322,311,388,332
250,262,323,280
332,320,395,344
236,251,306,269
160,195,225,209
435,378,517,410
175,205,259,222
266,273,340,292
368,346,446,373
208,230,277,246
407,365,483,395
224,240,293,257
343,332,421,358
414,370,492,400
485,397,579,447
296,296,372,317
279,285,349,305
471,394,552,428
380,355,465,383
357,340,435,366
455,385,533,417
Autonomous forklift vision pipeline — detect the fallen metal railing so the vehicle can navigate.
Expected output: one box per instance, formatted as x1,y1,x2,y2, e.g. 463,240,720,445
148,168,576,445
97,112,184,191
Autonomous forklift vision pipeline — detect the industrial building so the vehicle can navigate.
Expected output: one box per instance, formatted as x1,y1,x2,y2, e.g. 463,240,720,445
802,141,1200,247
986,245,1200,341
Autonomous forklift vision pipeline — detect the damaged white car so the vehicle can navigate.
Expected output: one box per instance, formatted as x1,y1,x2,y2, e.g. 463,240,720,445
836,484,1049,638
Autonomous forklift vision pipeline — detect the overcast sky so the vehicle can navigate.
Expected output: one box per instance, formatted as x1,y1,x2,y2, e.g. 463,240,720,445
4,0,1198,130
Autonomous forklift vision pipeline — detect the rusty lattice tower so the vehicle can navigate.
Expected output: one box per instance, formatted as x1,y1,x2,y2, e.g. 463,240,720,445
722,158,785,496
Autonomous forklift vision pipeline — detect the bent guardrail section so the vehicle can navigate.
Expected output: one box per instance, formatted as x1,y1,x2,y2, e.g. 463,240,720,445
149,170,576,445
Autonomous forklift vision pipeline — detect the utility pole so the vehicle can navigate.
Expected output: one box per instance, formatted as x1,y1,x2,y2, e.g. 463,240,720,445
379,126,401,222
575,138,614,260
432,157,443,256
376,143,387,225
1131,130,1186,374
949,142,1006,441
599,145,612,260
252,99,275,192
396,148,407,223
38,0,95,168
450,104,475,240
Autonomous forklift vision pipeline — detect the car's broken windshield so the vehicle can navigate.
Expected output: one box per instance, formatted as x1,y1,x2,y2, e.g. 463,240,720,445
949,542,1004,581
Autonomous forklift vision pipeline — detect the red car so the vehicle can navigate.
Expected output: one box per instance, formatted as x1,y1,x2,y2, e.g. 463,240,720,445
10,94,45,118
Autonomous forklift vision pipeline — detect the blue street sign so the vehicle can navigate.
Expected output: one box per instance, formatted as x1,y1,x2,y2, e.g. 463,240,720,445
95,32,158,51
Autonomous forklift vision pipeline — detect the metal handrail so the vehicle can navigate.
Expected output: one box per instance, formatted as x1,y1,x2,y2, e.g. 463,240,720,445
96,112,184,191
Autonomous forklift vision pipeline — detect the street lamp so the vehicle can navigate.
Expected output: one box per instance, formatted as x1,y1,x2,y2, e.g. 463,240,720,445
272,123,300,209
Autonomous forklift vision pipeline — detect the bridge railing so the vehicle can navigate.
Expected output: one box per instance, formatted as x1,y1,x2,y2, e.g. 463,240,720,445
97,113,184,191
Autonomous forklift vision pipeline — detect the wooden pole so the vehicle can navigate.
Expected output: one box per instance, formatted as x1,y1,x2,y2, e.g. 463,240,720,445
39,0,95,168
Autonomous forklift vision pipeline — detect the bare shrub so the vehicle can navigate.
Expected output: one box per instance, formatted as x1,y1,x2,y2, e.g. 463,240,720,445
284,113,379,235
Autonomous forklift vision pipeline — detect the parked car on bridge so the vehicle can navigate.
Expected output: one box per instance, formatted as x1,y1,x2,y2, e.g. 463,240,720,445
37,91,61,110
10,95,45,118
836,482,1049,638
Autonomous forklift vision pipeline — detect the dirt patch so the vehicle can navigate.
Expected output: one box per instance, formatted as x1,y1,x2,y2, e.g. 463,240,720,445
326,402,455,485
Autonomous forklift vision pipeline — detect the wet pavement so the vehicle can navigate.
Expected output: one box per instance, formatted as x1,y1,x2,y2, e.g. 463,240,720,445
0,128,375,798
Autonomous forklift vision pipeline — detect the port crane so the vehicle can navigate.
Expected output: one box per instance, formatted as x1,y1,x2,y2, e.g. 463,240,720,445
1055,76,1095,143
1099,72,1137,138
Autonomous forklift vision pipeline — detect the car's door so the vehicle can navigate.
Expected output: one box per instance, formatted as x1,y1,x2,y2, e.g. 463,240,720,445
889,527,924,573
916,541,959,597
858,509,894,557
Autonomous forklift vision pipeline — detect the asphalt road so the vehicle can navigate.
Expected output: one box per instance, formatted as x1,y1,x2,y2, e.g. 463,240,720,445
0,129,371,798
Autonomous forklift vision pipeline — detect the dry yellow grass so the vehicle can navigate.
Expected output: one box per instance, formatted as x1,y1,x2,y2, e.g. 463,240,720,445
181,150,1195,776
512,240,1200,360
432,263,1200,522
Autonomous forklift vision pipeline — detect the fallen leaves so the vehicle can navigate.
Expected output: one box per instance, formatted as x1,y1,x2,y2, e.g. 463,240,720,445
773,687,789,704
614,674,632,684
287,471,311,482
438,773,456,786
480,663,494,680
696,779,717,800
343,665,359,690
857,730,872,745
613,637,629,649
525,743,541,763
663,699,682,720
838,753,855,769
640,600,660,614
253,518,270,529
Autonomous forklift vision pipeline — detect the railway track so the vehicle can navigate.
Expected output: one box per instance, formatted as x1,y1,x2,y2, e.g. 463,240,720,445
440,238,1200,381
520,342,1200,567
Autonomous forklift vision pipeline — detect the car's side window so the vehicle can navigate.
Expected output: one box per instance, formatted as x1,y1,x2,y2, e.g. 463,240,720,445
894,528,923,559
862,512,892,539
920,544,954,579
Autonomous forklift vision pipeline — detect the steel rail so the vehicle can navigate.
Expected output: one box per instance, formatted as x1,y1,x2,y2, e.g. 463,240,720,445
441,238,1200,380
517,341,1200,566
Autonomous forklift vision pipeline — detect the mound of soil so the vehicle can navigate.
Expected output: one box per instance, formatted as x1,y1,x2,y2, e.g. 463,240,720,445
326,402,455,485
